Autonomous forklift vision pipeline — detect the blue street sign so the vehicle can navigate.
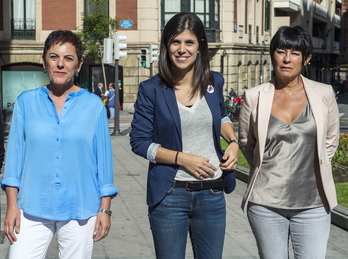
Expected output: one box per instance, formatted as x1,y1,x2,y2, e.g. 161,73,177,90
120,20,133,29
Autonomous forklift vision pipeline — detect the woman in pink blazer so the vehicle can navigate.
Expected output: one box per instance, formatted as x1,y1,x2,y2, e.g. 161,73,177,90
239,26,339,259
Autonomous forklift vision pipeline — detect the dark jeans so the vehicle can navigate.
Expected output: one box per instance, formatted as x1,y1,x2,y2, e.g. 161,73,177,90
148,186,226,259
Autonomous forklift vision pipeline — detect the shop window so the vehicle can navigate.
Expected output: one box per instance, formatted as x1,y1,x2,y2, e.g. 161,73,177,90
1,64,48,112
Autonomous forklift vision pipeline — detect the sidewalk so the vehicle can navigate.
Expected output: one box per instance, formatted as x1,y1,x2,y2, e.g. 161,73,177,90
1,111,348,258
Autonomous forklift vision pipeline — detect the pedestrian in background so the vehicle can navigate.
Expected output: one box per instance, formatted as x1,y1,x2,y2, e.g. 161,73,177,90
239,25,339,259
107,83,115,119
1,30,118,259
94,82,104,98
130,12,238,259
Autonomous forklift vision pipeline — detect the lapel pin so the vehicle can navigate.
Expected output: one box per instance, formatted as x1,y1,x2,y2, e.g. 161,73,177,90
207,85,214,93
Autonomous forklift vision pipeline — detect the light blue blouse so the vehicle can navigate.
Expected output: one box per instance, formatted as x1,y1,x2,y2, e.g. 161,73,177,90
1,86,118,220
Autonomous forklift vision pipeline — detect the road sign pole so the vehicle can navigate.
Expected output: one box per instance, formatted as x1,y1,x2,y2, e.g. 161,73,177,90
111,59,121,136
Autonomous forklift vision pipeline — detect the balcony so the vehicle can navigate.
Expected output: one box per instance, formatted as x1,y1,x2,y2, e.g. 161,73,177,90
11,18,36,40
274,0,301,12
313,2,328,22
334,41,340,53
334,14,341,28
312,36,325,50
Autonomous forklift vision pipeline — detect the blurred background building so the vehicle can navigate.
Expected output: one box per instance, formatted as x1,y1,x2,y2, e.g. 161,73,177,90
0,0,347,115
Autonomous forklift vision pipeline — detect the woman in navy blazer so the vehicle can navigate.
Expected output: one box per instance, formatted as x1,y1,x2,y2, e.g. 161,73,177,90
130,13,239,259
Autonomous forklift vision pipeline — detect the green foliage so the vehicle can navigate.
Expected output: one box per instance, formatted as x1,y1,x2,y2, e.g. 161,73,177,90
332,133,348,168
332,133,348,207
336,182,348,207
220,139,249,168
77,0,118,63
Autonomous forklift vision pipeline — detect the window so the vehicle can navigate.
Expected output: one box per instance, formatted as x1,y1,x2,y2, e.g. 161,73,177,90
265,0,270,31
161,0,220,42
2,63,48,112
84,0,108,16
11,0,36,39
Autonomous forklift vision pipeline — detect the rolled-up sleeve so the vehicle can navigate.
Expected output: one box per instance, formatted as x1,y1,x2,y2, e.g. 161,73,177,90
95,108,118,198
1,96,25,191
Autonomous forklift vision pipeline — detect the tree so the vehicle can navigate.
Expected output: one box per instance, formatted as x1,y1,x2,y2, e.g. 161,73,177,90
77,0,118,87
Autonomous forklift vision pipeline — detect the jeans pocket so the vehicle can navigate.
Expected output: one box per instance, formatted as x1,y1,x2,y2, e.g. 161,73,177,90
210,188,224,195
167,186,175,194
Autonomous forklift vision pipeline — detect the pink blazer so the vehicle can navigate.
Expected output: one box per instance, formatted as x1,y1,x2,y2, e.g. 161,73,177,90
239,75,340,211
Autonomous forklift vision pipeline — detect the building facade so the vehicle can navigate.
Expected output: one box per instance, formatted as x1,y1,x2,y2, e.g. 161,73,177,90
0,0,346,114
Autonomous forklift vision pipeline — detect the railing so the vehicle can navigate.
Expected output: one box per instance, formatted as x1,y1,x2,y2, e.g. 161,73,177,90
290,0,300,5
313,2,327,18
274,0,300,5
312,36,325,49
11,18,36,40
334,14,341,26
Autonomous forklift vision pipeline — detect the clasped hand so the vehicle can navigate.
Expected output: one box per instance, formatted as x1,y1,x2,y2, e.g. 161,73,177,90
220,143,239,171
179,145,239,179
179,153,216,179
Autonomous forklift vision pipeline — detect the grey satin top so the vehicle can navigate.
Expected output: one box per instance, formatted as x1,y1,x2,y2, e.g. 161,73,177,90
249,103,327,209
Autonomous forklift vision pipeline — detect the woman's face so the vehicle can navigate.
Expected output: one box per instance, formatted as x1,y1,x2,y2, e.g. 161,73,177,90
168,29,199,74
43,42,82,87
272,48,311,80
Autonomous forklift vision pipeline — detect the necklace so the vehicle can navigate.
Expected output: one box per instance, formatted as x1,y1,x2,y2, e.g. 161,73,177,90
279,86,303,96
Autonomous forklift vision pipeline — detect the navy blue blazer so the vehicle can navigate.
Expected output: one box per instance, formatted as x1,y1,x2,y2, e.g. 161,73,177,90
130,71,235,207
94,87,102,97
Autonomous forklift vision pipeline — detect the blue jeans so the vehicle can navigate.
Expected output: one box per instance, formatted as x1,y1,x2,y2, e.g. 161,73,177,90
108,107,115,118
148,185,226,259
247,203,331,259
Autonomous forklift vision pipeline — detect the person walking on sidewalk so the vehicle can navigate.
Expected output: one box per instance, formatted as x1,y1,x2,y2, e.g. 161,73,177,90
130,12,239,259
107,83,116,119
239,25,340,259
1,30,118,259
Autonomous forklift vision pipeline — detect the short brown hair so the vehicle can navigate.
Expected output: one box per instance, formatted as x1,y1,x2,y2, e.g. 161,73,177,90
43,30,83,62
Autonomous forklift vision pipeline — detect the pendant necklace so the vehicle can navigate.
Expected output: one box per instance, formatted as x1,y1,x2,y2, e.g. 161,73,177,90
280,85,303,96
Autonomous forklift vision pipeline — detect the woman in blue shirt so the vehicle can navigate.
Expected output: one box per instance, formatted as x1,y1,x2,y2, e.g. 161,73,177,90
107,83,116,119
1,30,118,259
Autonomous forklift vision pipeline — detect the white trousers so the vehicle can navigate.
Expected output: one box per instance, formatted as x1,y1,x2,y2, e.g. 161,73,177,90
9,210,96,259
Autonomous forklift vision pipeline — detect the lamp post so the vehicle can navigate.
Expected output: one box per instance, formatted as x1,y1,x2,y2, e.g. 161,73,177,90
111,34,127,136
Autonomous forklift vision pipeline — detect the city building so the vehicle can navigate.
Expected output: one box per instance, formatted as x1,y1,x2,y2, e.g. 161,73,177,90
0,0,346,116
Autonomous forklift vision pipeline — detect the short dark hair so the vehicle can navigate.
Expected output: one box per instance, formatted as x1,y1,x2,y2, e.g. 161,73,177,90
158,12,213,96
270,25,313,65
43,30,83,62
